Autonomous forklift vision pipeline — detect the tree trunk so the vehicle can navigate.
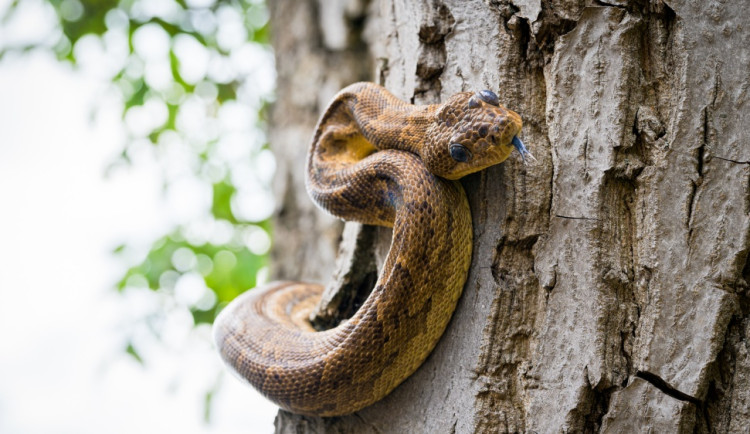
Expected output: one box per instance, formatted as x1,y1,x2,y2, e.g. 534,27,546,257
267,0,750,432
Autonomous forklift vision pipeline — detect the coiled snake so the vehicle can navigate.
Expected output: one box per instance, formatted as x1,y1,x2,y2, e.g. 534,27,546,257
213,83,529,416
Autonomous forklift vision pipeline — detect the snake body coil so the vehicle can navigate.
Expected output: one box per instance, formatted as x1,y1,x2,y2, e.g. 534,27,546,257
214,83,524,416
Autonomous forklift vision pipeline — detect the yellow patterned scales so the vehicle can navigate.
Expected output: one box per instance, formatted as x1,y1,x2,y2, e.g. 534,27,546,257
213,83,529,416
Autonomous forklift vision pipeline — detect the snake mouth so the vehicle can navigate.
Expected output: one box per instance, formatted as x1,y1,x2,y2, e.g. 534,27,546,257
511,136,537,165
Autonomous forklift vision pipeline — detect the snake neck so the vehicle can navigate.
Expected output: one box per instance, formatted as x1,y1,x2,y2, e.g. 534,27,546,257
338,83,437,156
355,103,435,156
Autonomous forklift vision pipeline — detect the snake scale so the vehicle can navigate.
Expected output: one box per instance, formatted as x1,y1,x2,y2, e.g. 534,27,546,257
213,82,529,416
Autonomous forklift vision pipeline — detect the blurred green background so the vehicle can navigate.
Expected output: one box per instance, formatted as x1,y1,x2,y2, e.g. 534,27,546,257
2,0,272,359
0,0,277,431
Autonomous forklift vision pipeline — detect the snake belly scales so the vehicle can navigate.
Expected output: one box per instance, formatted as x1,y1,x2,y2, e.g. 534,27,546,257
213,82,527,416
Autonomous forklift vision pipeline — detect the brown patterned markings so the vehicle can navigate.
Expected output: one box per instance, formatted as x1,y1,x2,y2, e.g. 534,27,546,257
213,82,523,416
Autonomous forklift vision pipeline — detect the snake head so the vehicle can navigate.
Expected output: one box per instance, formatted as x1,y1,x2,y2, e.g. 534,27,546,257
423,90,527,180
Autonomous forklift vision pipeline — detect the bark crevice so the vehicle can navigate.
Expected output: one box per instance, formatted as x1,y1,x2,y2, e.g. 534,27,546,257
414,0,454,103
553,214,599,221
636,371,702,405
310,223,379,330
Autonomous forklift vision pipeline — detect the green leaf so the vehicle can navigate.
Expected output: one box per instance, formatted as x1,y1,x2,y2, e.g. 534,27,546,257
56,0,119,48
190,306,216,325
166,103,178,130
124,79,148,109
216,82,237,103
125,342,144,364
211,181,237,223
203,374,222,423
252,21,269,44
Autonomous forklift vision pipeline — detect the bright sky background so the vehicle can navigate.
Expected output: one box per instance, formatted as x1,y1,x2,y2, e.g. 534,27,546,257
0,2,278,433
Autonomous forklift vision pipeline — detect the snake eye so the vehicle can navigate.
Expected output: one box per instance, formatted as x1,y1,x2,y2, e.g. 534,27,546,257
449,143,472,162
477,90,499,106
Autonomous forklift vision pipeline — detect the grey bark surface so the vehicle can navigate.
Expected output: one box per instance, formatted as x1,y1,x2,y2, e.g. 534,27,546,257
267,0,750,432
267,0,372,283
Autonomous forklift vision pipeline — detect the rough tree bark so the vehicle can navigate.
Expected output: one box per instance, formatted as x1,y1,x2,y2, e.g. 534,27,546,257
266,0,750,432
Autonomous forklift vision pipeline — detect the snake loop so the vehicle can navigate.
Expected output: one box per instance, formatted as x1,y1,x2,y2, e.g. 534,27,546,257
213,83,524,416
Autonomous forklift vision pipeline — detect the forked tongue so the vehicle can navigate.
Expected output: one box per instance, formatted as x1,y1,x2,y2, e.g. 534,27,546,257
511,136,537,165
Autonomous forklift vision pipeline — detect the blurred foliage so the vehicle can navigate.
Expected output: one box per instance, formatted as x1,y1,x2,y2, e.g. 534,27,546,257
1,0,275,414
117,220,271,325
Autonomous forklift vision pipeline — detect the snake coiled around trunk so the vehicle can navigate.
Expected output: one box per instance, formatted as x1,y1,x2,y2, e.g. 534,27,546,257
213,83,526,416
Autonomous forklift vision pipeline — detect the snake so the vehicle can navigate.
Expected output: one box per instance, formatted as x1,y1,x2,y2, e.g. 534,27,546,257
213,82,529,416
